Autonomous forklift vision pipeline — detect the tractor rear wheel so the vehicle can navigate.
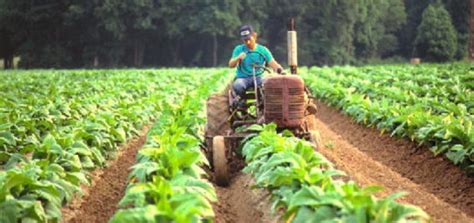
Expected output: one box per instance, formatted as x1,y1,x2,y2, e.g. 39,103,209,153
206,94,231,137
212,136,229,186
205,94,231,166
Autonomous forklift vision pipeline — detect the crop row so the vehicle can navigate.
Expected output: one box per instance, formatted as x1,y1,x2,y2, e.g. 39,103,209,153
242,124,429,222
0,69,217,222
301,64,474,173
110,70,231,222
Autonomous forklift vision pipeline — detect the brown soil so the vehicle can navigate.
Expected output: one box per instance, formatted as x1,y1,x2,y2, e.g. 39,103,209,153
315,101,474,223
208,147,279,223
212,173,280,223
61,126,149,223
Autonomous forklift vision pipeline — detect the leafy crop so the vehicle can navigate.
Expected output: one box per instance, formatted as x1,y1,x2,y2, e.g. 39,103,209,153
243,124,430,222
0,69,219,222
301,64,474,173
110,70,232,223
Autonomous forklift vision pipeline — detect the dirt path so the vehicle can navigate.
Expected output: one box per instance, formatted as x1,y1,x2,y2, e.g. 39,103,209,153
315,102,474,223
61,126,149,223
213,173,279,223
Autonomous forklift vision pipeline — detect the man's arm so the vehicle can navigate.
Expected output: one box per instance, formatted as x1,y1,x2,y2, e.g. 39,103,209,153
229,52,246,68
268,59,283,73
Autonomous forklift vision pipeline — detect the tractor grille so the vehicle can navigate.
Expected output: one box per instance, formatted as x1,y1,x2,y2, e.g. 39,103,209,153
288,88,305,120
264,76,306,128
265,88,283,120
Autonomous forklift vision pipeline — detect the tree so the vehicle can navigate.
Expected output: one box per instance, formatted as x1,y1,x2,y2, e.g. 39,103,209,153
261,0,309,66
4,0,75,68
302,0,359,66
187,0,240,66
96,0,160,67
0,0,30,69
415,3,458,61
471,0,474,60
353,0,387,59
352,0,407,61
442,0,470,59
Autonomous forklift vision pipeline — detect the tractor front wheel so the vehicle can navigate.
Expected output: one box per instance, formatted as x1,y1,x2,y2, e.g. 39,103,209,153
212,136,229,186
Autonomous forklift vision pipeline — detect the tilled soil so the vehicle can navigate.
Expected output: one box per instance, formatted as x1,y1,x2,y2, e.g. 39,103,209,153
213,173,279,223
209,149,278,223
315,101,474,223
61,127,149,223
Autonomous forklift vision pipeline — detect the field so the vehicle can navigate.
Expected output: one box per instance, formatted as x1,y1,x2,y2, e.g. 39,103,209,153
301,64,474,171
0,65,473,222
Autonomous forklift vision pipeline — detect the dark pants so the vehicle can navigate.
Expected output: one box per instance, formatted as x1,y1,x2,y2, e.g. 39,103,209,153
232,76,262,98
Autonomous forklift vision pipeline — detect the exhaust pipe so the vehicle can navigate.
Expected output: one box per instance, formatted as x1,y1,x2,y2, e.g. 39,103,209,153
288,18,298,74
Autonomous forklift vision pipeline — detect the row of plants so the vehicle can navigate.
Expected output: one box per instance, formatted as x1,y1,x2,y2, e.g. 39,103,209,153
0,69,216,222
314,65,472,117
110,70,232,222
301,64,474,173
0,70,191,158
242,124,430,222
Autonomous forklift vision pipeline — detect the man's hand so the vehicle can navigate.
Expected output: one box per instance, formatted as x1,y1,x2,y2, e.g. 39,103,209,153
268,59,284,74
237,52,246,61
229,52,247,68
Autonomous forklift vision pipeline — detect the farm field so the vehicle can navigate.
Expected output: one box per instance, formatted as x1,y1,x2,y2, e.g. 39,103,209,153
301,64,473,171
0,65,473,223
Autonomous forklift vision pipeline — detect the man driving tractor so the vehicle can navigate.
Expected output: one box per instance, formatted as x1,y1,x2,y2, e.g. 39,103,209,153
228,24,284,107
207,20,320,186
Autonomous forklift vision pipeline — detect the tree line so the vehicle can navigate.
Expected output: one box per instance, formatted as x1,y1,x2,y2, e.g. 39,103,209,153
0,0,469,69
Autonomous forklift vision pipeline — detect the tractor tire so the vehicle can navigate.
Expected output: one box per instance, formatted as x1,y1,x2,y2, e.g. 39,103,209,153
206,94,231,137
213,136,229,186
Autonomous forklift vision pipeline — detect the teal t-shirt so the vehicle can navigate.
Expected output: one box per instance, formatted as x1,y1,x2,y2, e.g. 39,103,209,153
232,44,273,78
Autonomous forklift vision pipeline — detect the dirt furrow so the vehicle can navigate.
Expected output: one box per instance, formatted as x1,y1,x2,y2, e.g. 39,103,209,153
213,173,278,223
315,102,474,223
61,126,149,223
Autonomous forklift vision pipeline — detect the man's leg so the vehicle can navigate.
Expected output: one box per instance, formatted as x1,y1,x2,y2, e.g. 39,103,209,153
254,76,262,87
232,78,248,98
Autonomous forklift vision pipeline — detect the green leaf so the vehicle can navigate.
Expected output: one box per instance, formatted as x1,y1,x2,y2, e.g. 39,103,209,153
0,131,16,146
245,124,263,132
446,145,466,165
0,152,10,163
129,162,159,182
109,205,159,223
112,127,127,143
118,183,151,208
0,200,20,223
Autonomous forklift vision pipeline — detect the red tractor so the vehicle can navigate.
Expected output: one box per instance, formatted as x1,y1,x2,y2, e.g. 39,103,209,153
204,19,320,186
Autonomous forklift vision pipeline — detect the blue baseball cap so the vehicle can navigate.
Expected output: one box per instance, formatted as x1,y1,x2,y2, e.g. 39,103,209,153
239,25,254,40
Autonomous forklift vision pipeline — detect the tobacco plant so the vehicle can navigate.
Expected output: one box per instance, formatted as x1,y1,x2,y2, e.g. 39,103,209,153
242,124,430,222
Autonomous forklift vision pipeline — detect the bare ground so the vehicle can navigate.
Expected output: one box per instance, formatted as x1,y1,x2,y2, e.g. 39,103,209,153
315,101,474,223
61,126,149,223
213,173,280,223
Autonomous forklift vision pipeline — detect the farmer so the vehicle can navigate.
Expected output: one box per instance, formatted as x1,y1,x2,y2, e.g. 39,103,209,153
228,24,283,106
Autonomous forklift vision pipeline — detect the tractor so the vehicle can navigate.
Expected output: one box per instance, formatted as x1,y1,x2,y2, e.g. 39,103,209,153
204,19,321,186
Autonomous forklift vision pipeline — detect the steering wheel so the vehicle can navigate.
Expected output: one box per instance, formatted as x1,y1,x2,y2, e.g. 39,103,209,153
238,50,268,76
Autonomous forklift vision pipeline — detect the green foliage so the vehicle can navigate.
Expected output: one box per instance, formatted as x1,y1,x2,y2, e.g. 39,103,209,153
354,0,407,59
242,124,429,222
110,69,231,223
415,3,458,61
6,0,470,68
0,68,226,222
301,63,474,172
